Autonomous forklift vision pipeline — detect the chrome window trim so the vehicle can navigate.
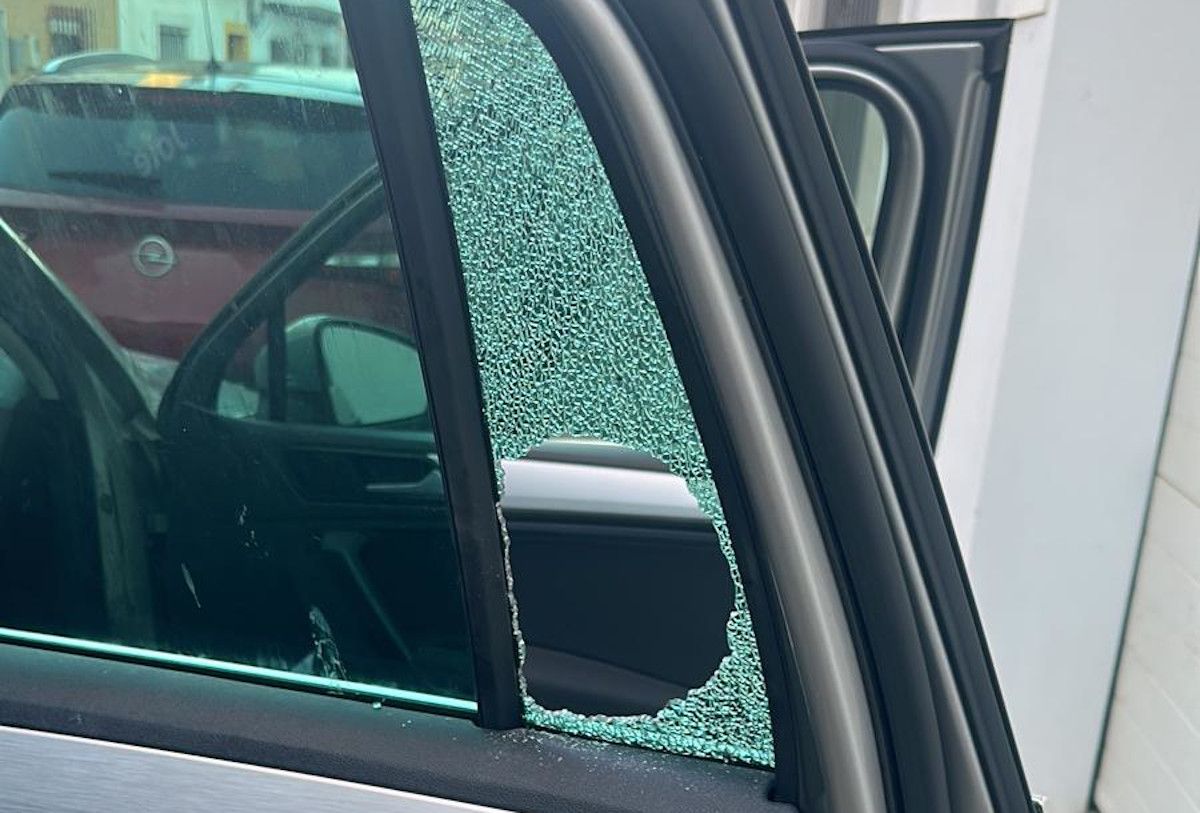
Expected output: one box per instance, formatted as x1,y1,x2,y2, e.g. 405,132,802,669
0,725,508,813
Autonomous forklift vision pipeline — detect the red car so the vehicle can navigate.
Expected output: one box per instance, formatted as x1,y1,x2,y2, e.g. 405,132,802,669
0,59,387,359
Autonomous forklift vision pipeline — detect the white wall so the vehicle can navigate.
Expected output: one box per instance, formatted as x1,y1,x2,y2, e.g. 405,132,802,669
116,0,246,61
936,0,1200,809
243,0,347,67
897,0,1048,22
114,1,347,66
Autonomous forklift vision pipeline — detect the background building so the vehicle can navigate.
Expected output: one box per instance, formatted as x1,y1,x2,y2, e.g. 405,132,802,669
0,0,349,89
0,1,119,84
113,0,347,66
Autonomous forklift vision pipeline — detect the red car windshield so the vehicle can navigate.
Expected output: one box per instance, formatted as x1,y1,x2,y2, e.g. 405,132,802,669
0,82,376,210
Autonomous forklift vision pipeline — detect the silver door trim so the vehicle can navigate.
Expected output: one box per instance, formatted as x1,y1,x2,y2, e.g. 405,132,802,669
741,22,996,813
0,725,511,813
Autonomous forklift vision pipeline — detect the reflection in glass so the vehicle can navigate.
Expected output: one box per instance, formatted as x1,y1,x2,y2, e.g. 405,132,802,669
0,1,475,713
0,0,371,359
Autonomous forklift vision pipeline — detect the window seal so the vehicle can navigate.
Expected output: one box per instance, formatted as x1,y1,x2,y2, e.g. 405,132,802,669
0,627,476,716
341,0,522,730
0,642,780,813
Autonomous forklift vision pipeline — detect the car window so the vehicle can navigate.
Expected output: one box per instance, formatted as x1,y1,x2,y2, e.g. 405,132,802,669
819,88,890,245
0,1,473,713
412,0,773,766
0,0,773,765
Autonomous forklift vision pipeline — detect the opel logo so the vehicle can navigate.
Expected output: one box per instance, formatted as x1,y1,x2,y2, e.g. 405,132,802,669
132,235,177,278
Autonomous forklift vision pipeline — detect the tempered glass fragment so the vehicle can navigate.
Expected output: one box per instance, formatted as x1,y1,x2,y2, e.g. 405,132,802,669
412,0,774,767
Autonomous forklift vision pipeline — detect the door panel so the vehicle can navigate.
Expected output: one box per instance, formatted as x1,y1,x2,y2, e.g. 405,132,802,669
160,404,467,695
0,645,781,813
504,509,733,716
803,21,1012,437
156,175,475,701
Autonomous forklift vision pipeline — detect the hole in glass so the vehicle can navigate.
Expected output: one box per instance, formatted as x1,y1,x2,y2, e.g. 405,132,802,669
501,440,733,717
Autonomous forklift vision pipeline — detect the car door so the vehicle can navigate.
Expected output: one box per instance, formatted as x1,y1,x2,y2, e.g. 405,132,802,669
802,22,1012,438
0,2,1031,812
151,170,477,700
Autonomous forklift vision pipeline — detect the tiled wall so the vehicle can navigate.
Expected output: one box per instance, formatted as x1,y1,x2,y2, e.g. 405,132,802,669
1094,261,1200,812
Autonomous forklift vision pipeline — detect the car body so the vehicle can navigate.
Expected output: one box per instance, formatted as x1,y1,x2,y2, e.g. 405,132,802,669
0,2,1035,812
0,60,373,357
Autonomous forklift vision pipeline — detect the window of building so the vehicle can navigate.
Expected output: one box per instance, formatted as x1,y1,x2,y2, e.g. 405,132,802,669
226,31,248,62
48,6,93,57
158,25,189,61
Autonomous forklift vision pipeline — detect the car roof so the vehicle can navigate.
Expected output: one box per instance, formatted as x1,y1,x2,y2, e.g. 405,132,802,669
17,58,363,107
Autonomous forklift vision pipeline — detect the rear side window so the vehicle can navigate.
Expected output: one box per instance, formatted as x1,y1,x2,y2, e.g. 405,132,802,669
819,88,890,245
413,0,774,766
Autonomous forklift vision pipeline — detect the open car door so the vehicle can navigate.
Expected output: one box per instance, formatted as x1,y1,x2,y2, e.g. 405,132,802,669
803,22,1012,437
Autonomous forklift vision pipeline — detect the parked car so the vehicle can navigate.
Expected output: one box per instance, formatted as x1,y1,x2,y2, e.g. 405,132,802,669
0,1,1036,812
0,59,376,358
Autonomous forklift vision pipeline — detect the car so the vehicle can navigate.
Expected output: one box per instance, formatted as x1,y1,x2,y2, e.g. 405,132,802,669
0,58,375,358
0,1,1036,812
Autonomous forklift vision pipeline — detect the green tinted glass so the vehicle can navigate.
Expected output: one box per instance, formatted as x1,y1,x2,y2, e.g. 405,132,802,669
0,0,472,715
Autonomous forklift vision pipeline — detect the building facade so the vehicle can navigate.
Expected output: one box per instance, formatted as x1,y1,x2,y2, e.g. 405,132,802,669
0,0,348,88
0,1,120,83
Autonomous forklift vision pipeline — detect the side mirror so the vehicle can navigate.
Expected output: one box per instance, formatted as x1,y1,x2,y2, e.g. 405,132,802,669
317,321,427,426
251,316,428,426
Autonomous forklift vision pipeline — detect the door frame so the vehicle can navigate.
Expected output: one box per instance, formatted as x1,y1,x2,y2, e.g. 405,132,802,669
803,21,1012,438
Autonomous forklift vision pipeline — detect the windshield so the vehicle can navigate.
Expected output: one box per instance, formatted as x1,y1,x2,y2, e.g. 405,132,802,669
0,83,375,210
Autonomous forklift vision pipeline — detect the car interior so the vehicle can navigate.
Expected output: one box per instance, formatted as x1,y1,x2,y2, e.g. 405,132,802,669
0,185,737,718
0,332,105,641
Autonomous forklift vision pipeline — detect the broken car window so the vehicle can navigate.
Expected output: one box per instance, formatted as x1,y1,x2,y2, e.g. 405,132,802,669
412,0,775,767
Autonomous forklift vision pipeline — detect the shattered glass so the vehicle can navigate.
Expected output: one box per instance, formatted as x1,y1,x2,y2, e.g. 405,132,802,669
412,0,774,767
308,606,350,682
